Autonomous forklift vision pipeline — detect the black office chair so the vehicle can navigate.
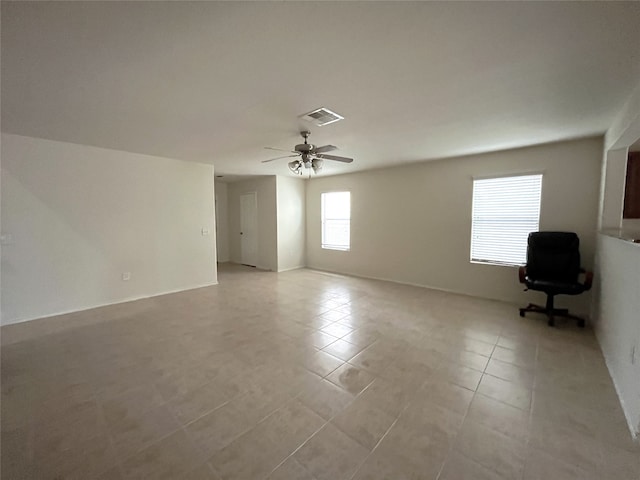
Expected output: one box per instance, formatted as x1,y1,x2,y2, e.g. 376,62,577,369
518,232,593,327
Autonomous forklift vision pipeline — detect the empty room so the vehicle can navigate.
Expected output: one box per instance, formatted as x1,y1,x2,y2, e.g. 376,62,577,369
2,2,640,480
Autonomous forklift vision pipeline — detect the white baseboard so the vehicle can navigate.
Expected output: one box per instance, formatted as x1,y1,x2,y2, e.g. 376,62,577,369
306,266,519,306
277,265,306,273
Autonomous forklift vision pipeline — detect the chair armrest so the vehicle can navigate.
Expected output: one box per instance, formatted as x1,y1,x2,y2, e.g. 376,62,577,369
582,270,594,290
518,266,527,284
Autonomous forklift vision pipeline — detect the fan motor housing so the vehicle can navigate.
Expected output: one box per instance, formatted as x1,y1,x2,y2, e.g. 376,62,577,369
295,143,313,153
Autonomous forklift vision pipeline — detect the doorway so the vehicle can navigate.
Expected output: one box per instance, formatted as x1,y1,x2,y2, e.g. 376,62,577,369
239,192,258,267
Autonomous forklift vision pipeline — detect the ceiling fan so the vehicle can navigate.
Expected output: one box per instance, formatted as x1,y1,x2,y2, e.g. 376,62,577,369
262,131,353,175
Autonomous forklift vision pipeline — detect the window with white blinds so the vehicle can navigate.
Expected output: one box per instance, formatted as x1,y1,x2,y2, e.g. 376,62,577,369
321,191,350,251
470,174,542,266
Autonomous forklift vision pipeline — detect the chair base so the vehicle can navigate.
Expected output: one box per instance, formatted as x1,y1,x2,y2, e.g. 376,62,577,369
519,302,586,328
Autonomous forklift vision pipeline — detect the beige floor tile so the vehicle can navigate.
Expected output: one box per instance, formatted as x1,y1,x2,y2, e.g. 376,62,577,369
341,330,379,348
450,350,490,371
296,377,355,420
1,426,34,480
529,418,603,473
398,399,465,444
168,376,241,424
34,403,108,459
331,396,396,450
2,264,633,480
485,357,535,388
101,385,165,425
152,359,236,402
454,419,527,479
35,433,118,480
351,451,429,480
374,417,451,479
302,350,345,377
268,456,317,480
599,443,640,480
460,337,496,357
305,331,340,349
523,447,600,480
181,463,221,480
326,363,376,395
439,451,509,480
210,400,324,480
294,424,369,480
207,430,284,480
477,374,532,411
356,377,418,417
491,344,537,368
466,393,530,443
377,355,436,388
120,429,204,479
185,400,256,457
349,344,396,375
321,338,364,361
107,403,181,457
255,399,326,453
320,322,355,338
437,363,483,391
415,377,475,415
97,466,125,480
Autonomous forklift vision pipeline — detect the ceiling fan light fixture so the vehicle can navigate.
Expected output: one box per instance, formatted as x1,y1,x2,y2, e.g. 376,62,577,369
288,160,302,175
312,158,323,174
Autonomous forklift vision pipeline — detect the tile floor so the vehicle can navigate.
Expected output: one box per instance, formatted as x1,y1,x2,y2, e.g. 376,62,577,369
1,263,638,479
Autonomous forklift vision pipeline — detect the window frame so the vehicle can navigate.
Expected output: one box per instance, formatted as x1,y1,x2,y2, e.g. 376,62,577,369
470,173,543,267
321,191,351,251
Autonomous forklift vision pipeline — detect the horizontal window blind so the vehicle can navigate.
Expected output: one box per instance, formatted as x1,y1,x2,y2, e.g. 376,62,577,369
322,192,350,250
471,174,542,266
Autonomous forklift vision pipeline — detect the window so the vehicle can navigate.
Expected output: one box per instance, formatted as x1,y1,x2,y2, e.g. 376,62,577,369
470,174,542,266
321,191,350,250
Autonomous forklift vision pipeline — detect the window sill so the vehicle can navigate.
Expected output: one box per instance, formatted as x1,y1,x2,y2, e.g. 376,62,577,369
322,246,350,252
470,260,522,268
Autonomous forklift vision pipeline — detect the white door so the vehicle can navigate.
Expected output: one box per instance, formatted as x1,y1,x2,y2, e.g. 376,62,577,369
240,192,258,267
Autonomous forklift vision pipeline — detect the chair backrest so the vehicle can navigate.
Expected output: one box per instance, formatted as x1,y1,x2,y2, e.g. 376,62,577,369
526,232,581,282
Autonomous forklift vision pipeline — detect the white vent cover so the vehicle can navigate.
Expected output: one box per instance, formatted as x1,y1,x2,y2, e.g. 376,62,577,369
300,107,344,126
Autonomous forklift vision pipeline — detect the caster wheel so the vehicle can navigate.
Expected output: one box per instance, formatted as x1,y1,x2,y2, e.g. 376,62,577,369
547,318,555,327
577,319,585,328
519,310,525,318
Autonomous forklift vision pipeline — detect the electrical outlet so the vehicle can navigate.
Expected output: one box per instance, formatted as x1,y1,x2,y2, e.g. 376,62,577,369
122,272,131,281
201,227,210,236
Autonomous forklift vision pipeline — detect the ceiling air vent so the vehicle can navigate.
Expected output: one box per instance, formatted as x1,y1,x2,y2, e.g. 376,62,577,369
300,107,344,127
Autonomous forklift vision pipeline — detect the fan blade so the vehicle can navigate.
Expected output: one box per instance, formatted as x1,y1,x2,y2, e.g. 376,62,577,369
264,147,297,153
313,145,337,154
261,154,300,163
315,153,353,163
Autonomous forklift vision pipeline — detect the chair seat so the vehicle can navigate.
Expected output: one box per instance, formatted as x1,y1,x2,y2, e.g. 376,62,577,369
525,277,587,296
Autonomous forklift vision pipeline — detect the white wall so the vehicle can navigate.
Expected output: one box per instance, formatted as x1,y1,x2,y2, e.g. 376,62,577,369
594,78,640,438
306,137,603,313
0,134,217,325
215,180,230,263
227,176,278,271
594,235,640,437
276,176,306,272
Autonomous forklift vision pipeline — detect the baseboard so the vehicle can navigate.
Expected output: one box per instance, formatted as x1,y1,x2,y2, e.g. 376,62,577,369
277,265,306,273
1,281,219,327
306,266,520,307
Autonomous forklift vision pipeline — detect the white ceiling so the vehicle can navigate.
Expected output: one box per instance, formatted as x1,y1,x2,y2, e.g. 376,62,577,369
2,2,640,177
